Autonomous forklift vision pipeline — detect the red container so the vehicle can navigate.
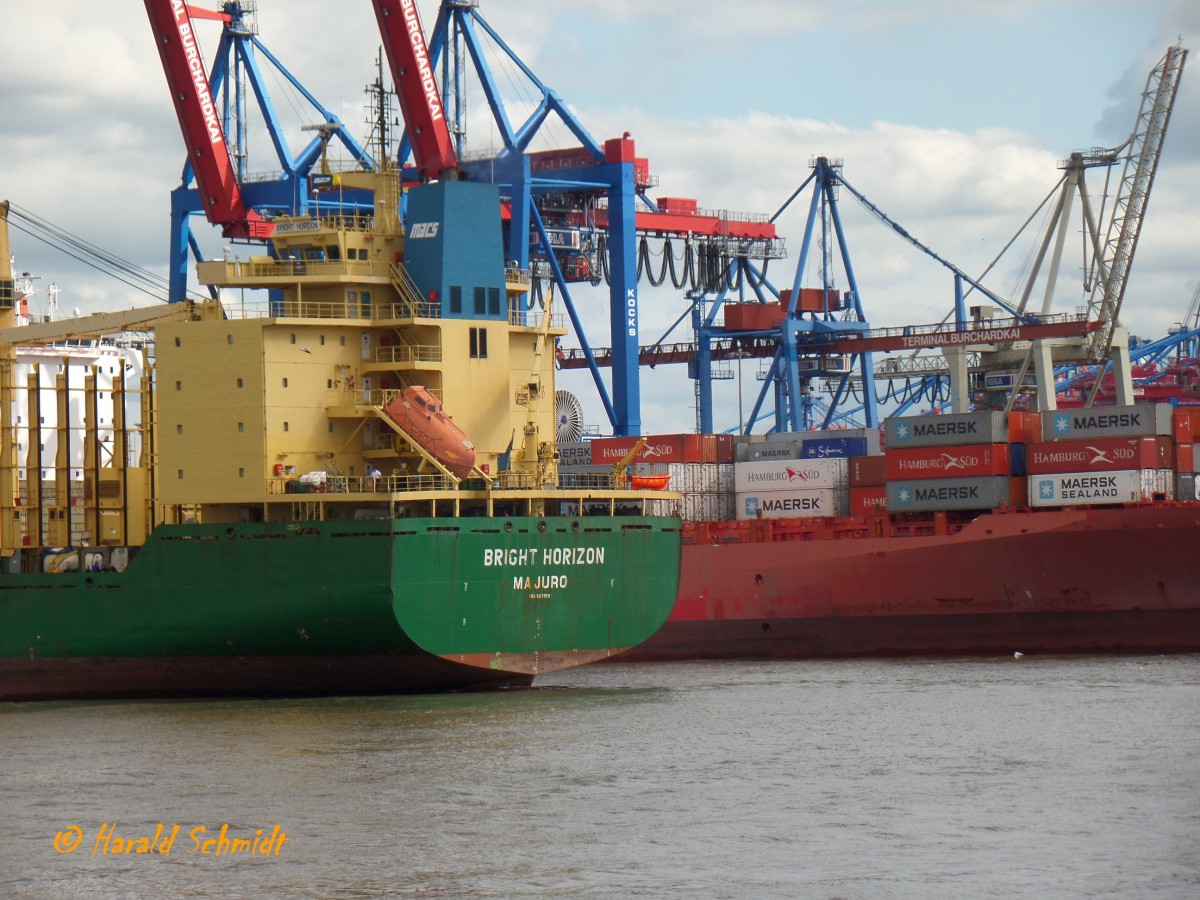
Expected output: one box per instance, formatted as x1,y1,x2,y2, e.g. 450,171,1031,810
849,455,887,487
1173,408,1200,442
592,433,720,465
1008,476,1028,509
658,197,698,215
1007,411,1042,443
1025,436,1166,475
885,443,1010,480
713,433,735,464
724,302,785,331
849,486,887,515
780,287,844,312
1178,443,1197,474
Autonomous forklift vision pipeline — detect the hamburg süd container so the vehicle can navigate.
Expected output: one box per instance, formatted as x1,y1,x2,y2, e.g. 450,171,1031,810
885,443,1010,481
734,458,848,492
1025,436,1172,475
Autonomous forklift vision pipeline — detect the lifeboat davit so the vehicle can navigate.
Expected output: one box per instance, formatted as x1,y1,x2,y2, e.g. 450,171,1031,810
382,386,476,480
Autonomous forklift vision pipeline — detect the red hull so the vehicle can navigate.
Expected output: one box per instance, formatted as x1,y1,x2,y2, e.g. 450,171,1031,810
620,504,1200,661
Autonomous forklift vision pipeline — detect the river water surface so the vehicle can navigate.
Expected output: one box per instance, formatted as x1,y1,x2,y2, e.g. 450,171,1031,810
3,655,1198,898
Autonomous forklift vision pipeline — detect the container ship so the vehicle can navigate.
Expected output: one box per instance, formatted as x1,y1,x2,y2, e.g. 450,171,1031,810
561,407,1200,661
0,177,681,701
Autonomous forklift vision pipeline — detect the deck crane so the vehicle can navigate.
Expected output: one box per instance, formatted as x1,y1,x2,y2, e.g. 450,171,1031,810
143,0,273,241
370,0,459,181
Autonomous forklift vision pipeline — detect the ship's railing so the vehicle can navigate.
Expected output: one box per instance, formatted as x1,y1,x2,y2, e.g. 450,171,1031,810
271,214,376,234
270,472,457,495
377,300,443,320
268,469,667,495
372,344,442,365
220,297,445,321
206,257,378,281
505,265,532,292
508,309,566,330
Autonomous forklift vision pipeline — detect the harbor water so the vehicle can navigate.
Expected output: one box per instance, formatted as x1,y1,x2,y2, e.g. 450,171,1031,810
3,655,1198,898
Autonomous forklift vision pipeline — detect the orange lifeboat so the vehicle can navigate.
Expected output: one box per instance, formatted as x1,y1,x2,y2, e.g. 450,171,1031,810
382,386,476,480
630,474,671,490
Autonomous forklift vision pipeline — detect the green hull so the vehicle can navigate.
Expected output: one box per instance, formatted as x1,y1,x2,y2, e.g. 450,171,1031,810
0,515,681,700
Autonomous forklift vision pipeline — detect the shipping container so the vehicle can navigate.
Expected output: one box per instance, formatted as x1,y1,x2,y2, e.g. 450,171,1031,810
1173,408,1200,442
801,436,876,458
734,458,848,492
735,487,845,520
884,411,1007,448
1006,410,1043,443
723,302,785,331
1176,443,1197,474
682,491,736,522
556,441,592,467
1040,403,1172,440
849,455,887,487
1009,443,1027,476
591,433,727,465
1009,476,1028,509
1176,473,1200,502
1028,469,1175,507
734,440,800,463
849,486,887,515
885,443,1011,480
1025,436,1170,475
887,476,1010,512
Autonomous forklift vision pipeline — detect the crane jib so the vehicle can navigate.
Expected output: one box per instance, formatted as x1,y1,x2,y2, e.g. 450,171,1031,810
401,0,444,123
177,24,223,144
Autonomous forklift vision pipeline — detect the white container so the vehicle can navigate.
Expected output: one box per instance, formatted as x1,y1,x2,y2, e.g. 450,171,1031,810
735,487,844,520
1027,469,1173,507
734,458,848,492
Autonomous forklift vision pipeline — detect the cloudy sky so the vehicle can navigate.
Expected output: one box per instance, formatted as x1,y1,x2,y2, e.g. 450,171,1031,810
1,0,1198,435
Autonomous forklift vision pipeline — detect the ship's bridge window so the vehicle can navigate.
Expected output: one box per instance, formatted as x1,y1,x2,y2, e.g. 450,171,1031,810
450,285,462,315
304,247,325,261
325,245,341,261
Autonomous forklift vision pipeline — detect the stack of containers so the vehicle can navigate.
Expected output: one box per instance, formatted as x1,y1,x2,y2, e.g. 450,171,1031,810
733,457,850,520
882,411,1013,513
1027,404,1175,506
733,428,881,462
732,428,885,520
848,455,888,514
1173,408,1200,501
586,433,735,521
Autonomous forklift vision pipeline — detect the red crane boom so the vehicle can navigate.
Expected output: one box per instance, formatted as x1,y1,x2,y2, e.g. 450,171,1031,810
144,0,271,239
371,0,459,181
